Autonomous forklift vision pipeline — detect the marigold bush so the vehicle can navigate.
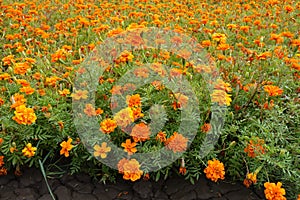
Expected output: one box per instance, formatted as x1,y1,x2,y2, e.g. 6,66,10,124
0,0,299,199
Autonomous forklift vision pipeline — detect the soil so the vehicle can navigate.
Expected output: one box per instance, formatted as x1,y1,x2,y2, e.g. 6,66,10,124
0,167,265,200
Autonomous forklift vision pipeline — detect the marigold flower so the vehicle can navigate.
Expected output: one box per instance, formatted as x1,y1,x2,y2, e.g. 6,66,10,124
0,98,4,106
19,86,35,95
60,138,73,157
121,139,137,155
100,118,117,134
22,143,37,158
84,103,96,117
243,172,257,188
156,131,167,143
114,107,134,128
264,182,286,200
264,85,283,96
244,138,265,158
0,167,7,176
71,90,88,100
58,89,70,96
12,105,37,125
129,123,150,142
126,94,141,108
94,142,111,159
165,132,188,153
211,90,232,106
0,156,4,167
122,159,143,182
174,93,189,108
13,62,31,75
201,123,211,133
204,159,225,182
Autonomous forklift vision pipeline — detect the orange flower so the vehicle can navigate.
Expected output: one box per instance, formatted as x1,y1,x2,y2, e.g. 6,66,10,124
95,108,104,115
13,62,31,75
0,98,4,106
84,103,96,117
60,138,74,157
201,123,211,133
22,143,37,158
122,159,143,181
211,90,232,106
156,131,167,143
19,86,35,95
131,107,144,120
71,90,88,100
264,182,286,200
100,118,117,134
214,79,232,93
126,94,141,108
93,142,111,158
244,138,265,158
0,167,7,176
0,156,4,167
174,93,189,108
121,139,137,155
264,85,283,96
165,132,188,153
204,159,225,182
130,123,150,142
243,172,257,188
114,107,134,128
12,105,37,125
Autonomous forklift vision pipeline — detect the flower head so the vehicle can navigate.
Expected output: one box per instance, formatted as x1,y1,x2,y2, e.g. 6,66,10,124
100,118,117,134
22,143,37,158
60,138,74,157
12,105,37,125
264,182,286,200
130,123,150,142
121,139,137,155
264,85,283,96
204,159,225,182
165,132,188,153
93,142,111,158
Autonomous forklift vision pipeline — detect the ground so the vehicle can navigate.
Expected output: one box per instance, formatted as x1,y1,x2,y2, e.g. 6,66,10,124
0,167,265,200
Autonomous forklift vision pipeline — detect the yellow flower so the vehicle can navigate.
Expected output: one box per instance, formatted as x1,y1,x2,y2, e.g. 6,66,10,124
93,142,111,158
71,90,88,100
204,159,225,182
60,138,74,157
22,143,37,158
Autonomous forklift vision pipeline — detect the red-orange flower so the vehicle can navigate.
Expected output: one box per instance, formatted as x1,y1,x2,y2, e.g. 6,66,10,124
126,94,141,108
165,132,188,153
264,182,286,200
204,159,225,182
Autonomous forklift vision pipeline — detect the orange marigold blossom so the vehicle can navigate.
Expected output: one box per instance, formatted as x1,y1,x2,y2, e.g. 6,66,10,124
126,94,142,108
19,86,35,95
201,123,211,133
84,103,96,117
122,159,143,182
114,107,134,128
0,156,4,167
12,105,37,125
71,90,88,100
100,118,117,134
204,159,225,182
243,172,257,188
211,90,232,106
174,93,189,108
130,123,151,142
22,143,37,158
93,142,111,158
95,108,104,115
121,139,137,155
60,138,73,157
165,132,188,153
156,131,167,143
0,167,7,176
244,138,266,158
10,93,26,109
264,182,286,200
0,98,4,106
264,85,283,96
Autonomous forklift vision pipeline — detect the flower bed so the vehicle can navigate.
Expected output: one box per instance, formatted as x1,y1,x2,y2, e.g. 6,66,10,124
0,0,299,199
